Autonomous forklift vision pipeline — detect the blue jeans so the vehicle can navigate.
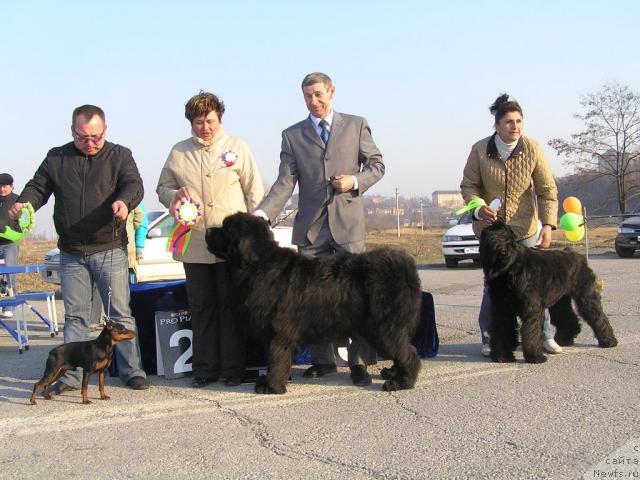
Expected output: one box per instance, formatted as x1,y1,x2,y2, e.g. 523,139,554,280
59,248,145,387
479,234,553,344
0,242,19,313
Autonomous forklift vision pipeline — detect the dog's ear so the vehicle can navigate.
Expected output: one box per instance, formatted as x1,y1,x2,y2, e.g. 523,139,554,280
237,236,261,263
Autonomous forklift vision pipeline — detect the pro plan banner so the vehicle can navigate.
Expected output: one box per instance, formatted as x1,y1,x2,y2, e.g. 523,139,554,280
154,309,192,379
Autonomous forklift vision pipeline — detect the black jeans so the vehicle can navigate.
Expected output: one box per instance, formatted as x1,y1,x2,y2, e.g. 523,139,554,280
183,262,246,380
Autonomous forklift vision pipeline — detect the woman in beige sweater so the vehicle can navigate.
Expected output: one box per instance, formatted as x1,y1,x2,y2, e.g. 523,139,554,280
460,93,561,358
157,91,264,387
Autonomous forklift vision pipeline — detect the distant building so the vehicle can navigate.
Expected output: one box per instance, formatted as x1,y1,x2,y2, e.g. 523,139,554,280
432,190,464,210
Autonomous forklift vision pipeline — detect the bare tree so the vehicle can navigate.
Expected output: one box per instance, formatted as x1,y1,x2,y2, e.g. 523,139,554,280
549,81,640,213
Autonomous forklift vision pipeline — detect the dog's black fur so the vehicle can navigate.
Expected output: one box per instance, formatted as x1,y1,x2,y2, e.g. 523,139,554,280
205,212,422,394
480,221,617,363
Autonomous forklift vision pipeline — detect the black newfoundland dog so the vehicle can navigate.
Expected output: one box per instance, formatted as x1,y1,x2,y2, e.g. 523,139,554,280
205,212,422,394
480,221,617,363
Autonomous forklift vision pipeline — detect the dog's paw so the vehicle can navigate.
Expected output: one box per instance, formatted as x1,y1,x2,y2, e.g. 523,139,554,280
490,352,516,363
598,337,618,348
254,376,287,394
523,353,547,364
554,336,575,347
382,379,400,391
380,366,397,380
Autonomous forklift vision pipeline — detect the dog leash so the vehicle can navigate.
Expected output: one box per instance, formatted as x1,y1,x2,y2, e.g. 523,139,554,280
103,217,119,323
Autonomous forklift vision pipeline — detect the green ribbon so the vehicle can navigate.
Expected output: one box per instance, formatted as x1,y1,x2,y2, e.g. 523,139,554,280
455,197,487,216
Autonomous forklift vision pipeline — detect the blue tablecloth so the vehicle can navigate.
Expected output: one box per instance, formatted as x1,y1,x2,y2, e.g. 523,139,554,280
128,281,438,376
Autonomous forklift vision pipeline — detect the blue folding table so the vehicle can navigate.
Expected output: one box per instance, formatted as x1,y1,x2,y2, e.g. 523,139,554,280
0,264,59,353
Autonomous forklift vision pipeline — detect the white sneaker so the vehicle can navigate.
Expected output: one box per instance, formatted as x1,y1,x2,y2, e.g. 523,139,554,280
543,339,563,354
1,310,14,318
481,344,491,357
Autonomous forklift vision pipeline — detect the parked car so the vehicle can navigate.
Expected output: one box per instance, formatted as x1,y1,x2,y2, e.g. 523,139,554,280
441,212,480,268
42,210,294,284
614,204,640,258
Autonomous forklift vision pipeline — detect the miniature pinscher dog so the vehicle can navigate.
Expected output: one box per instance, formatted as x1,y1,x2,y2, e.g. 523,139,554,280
30,319,136,405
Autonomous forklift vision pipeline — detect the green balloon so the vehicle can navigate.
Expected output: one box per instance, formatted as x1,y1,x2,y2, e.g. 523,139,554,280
560,212,583,231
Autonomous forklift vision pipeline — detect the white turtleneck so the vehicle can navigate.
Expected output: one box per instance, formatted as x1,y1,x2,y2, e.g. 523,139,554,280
494,133,518,161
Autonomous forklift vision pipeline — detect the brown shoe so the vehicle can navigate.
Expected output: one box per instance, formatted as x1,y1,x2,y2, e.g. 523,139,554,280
303,364,337,378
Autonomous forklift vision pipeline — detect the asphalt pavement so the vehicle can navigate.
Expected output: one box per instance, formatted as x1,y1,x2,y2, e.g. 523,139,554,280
0,251,638,479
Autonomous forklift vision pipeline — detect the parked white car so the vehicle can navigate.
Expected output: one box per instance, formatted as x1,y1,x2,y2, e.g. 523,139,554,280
42,210,294,284
441,212,480,268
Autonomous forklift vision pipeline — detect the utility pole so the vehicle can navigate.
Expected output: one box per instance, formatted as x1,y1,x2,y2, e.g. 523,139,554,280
395,188,400,237
420,197,424,234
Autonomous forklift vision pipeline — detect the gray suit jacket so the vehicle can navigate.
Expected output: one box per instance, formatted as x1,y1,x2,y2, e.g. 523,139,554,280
258,112,384,245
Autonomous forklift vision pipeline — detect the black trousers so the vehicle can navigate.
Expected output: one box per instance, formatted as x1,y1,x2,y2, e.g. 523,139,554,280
183,262,246,380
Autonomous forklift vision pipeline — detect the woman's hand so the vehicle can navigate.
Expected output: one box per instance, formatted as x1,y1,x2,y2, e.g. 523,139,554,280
538,224,553,249
477,205,497,226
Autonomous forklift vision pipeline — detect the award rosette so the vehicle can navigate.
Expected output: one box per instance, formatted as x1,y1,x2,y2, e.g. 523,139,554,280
167,198,203,255
0,202,35,243
222,151,237,167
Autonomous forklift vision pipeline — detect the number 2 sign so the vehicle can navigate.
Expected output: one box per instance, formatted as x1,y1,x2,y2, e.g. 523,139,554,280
154,309,193,379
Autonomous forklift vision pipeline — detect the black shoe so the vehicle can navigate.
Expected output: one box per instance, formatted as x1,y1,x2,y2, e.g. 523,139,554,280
191,377,216,388
303,364,338,378
126,376,150,390
224,378,242,387
350,365,372,387
48,381,77,396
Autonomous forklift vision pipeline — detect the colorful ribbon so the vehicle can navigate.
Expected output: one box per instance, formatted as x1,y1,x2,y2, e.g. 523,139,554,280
167,223,192,255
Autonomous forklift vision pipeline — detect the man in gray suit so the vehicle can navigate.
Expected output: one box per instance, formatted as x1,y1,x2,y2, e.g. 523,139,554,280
255,72,385,387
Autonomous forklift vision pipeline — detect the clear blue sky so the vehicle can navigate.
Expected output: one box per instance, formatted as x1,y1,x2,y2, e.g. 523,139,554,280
1,0,638,237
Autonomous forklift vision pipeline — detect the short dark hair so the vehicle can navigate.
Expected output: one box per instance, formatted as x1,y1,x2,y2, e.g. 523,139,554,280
301,72,333,90
489,94,523,124
185,91,225,122
72,105,106,126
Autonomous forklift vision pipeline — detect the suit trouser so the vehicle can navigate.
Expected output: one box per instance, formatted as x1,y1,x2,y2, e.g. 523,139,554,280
59,248,146,387
298,218,375,367
184,262,245,380
478,234,554,344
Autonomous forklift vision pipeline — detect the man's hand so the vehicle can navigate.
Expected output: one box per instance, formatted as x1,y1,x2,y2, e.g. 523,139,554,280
477,205,497,226
112,200,129,220
8,202,23,221
330,175,355,193
537,225,553,249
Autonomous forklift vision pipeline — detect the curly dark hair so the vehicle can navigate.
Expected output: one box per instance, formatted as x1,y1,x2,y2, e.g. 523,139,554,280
185,91,225,122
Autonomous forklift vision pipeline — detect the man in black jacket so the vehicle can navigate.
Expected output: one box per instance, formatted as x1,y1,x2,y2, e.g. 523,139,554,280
10,105,149,391
0,173,19,318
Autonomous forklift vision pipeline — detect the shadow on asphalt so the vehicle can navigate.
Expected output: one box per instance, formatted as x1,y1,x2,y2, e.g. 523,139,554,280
417,262,482,271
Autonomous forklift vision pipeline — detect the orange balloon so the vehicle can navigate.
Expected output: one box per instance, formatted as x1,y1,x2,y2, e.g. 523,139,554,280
563,196,582,214
565,225,585,242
